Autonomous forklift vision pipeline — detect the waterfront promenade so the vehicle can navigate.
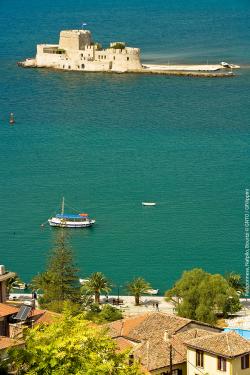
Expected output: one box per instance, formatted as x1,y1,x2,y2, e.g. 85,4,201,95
9,294,250,328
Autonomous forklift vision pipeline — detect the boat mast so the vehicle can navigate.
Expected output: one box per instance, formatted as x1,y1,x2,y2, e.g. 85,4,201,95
61,197,65,215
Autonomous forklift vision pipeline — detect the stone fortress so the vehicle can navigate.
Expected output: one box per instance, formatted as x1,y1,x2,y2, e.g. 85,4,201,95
19,29,239,77
32,29,142,72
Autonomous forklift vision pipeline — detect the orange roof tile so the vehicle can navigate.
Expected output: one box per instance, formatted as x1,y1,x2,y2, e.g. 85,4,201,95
114,337,135,351
186,331,250,358
108,313,192,341
0,336,23,350
29,309,46,318
0,303,19,317
33,310,61,325
107,312,222,371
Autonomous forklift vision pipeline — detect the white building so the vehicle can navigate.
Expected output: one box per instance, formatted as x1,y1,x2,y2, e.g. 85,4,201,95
33,29,142,72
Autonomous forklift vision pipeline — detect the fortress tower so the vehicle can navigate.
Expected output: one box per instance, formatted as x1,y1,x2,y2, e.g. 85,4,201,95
59,30,92,50
34,29,142,72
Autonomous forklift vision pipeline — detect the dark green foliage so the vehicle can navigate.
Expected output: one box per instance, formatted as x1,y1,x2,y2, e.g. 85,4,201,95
32,231,80,312
99,304,123,322
82,272,111,304
111,42,126,49
95,43,102,50
225,272,245,295
165,268,241,324
127,277,151,306
7,314,141,375
86,304,123,323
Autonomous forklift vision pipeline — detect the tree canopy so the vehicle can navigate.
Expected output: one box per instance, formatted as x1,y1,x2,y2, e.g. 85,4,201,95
32,231,80,312
8,313,141,375
127,277,151,306
85,304,123,323
165,268,241,324
225,272,245,295
82,272,111,304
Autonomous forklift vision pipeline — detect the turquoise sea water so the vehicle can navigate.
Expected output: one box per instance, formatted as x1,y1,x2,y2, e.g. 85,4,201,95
0,0,250,294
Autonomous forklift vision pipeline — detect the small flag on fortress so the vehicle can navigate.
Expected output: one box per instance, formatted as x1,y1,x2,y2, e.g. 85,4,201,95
82,22,87,27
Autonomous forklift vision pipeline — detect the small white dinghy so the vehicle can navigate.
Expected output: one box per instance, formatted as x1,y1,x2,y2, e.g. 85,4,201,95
142,202,156,206
145,288,159,295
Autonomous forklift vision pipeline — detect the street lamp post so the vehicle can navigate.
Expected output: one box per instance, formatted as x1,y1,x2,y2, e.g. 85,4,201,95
117,285,122,304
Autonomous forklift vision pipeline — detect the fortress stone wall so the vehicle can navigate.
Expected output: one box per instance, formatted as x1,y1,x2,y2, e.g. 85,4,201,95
35,29,142,72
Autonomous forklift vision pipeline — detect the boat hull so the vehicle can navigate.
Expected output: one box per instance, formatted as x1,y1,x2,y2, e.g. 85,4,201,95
48,219,95,228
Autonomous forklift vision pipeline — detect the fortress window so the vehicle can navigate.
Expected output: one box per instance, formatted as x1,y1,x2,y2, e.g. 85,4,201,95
127,57,129,61
104,55,106,59
81,64,85,69
68,65,71,69
113,56,115,60
62,65,65,68
81,54,83,57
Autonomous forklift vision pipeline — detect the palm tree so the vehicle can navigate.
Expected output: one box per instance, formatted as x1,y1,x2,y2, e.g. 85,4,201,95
225,272,245,295
127,277,151,306
83,272,111,304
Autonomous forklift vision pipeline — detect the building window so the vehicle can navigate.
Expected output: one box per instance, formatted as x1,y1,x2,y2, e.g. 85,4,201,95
196,350,204,368
81,64,85,69
241,354,250,369
127,57,129,61
113,56,115,60
218,356,227,371
81,53,83,57
68,66,71,69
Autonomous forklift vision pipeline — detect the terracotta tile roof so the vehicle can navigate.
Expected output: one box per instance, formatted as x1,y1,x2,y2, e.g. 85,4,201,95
132,328,215,371
129,313,192,340
108,313,191,341
186,331,250,358
114,337,135,351
33,310,61,325
107,313,221,371
0,303,19,317
28,309,46,318
0,336,23,350
108,314,149,339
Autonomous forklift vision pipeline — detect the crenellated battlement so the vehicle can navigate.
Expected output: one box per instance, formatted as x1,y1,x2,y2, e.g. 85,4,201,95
34,29,142,72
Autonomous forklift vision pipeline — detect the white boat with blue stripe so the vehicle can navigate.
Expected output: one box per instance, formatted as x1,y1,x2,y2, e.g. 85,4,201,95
48,198,95,228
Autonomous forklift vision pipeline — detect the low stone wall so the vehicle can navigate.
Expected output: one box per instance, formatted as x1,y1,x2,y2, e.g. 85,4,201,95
17,60,236,78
